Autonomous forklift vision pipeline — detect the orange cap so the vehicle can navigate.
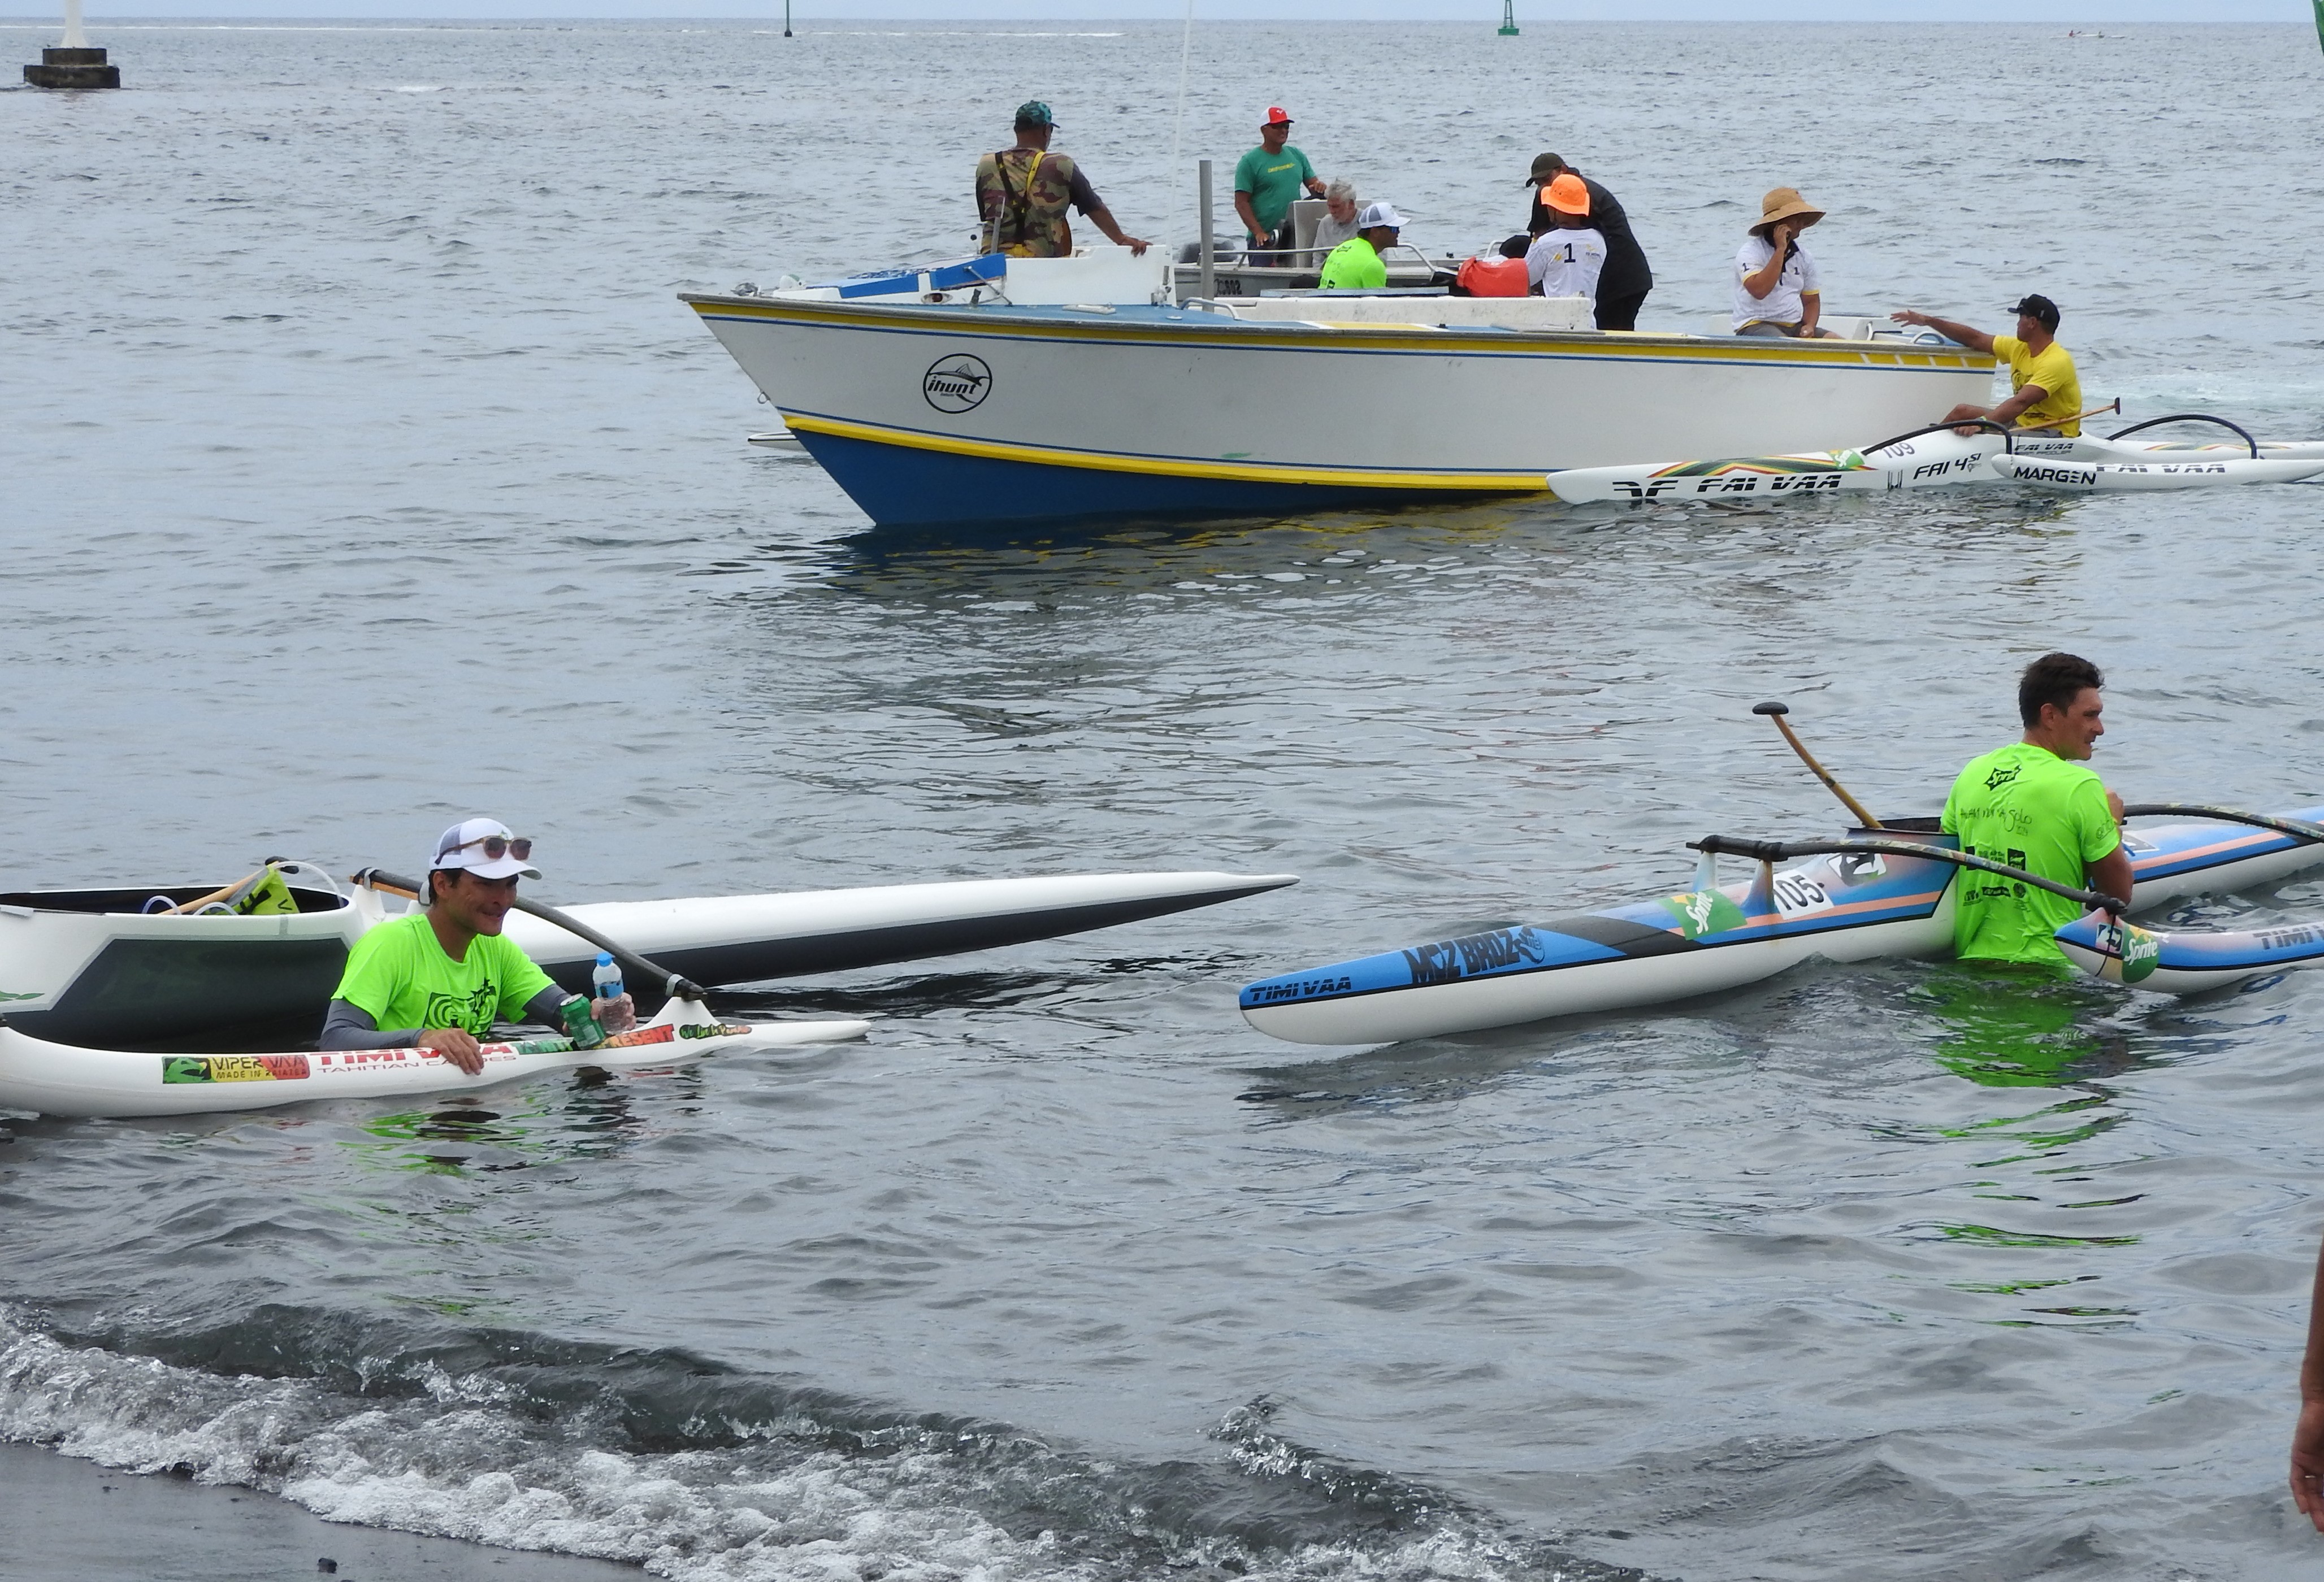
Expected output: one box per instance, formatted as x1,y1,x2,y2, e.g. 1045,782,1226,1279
1542,173,1590,216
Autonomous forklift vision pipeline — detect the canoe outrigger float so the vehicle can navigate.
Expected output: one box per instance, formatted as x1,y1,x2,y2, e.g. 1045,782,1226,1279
1240,777,2324,1046
1544,413,2324,504
0,997,872,1120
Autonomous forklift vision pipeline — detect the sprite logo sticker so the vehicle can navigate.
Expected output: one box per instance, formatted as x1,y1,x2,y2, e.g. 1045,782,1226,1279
2113,922,2162,984
1658,888,1748,941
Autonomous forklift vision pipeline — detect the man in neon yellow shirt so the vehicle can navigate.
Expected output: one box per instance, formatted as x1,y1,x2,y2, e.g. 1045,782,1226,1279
1317,203,1402,290
1940,653,2133,967
1891,294,2084,436
321,818,634,1074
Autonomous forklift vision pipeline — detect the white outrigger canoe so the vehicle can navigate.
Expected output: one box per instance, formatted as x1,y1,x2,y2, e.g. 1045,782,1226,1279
0,997,872,1119
1,862,1297,1050
1544,414,2324,504
1239,805,2324,1045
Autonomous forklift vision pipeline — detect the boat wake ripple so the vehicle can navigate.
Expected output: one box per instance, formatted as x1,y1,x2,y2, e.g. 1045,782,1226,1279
0,1306,1642,1582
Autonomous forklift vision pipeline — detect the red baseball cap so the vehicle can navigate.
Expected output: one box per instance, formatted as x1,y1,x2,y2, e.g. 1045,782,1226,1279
1263,106,1292,125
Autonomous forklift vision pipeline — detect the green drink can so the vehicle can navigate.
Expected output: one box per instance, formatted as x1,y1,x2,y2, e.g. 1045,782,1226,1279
560,993,607,1050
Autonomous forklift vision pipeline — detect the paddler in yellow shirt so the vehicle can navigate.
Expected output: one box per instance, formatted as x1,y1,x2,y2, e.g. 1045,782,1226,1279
1891,293,2083,435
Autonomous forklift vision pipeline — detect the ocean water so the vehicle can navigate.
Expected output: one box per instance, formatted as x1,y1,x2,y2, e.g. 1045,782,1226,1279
8,17,2324,1580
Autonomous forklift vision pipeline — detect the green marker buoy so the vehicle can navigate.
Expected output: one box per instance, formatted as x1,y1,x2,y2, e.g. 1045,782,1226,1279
2314,0,2322,55
1498,0,1518,36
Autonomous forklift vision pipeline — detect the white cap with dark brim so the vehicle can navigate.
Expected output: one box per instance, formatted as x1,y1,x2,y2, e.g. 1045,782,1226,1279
430,817,541,881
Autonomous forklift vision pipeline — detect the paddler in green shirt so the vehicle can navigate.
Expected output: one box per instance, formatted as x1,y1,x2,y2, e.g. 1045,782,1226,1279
320,818,635,1075
1940,653,2134,967
1317,203,1404,291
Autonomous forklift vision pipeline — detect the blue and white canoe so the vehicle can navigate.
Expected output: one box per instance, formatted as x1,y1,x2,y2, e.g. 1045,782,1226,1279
1239,807,2324,1045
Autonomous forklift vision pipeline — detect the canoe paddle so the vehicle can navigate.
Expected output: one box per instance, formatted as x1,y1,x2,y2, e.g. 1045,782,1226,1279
353,868,709,1004
1751,702,1883,829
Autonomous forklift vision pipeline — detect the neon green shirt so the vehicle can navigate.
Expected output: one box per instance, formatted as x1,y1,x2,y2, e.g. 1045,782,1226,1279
1233,144,1316,233
1317,237,1386,290
1940,741,2121,966
331,912,558,1036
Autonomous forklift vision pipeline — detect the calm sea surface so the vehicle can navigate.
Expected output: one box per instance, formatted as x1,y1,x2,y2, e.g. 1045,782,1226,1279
7,19,2324,1580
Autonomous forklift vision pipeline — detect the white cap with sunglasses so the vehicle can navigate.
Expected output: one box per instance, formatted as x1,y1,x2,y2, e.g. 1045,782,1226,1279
430,818,541,881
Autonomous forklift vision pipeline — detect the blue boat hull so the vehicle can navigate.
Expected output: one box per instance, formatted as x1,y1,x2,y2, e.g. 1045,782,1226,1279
794,429,1499,528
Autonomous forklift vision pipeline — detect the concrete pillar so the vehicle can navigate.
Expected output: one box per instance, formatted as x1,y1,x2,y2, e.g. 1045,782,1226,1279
25,0,119,88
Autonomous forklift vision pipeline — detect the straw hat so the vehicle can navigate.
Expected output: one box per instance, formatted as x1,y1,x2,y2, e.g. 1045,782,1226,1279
1750,186,1825,236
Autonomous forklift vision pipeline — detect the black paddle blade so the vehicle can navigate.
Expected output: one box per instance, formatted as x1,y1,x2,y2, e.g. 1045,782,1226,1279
1751,701,1790,716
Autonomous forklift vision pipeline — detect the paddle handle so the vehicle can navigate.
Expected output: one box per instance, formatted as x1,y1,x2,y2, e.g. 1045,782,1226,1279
2015,398,2120,434
166,869,263,916
1753,705,1883,829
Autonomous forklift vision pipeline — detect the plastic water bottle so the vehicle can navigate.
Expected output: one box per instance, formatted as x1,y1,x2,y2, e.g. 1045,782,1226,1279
592,951,622,1004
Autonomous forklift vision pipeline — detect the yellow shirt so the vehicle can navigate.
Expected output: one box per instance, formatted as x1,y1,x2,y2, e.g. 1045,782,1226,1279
1995,335,2082,437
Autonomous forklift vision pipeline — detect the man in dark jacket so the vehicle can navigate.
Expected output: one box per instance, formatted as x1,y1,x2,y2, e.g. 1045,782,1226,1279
1521,154,1651,331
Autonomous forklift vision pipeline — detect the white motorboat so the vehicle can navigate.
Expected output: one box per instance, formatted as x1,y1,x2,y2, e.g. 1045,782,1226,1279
683,250,1995,527
0,862,1297,1050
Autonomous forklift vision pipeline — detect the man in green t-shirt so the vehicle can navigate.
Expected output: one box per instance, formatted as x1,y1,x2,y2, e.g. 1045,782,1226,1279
321,818,635,1074
1233,106,1325,259
1940,653,2134,967
1891,294,2084,437
1317,203,1403,290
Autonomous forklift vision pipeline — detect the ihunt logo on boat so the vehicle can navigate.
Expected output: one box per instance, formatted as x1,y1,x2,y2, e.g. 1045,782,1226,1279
923,354,994,413
1659,889,1748,941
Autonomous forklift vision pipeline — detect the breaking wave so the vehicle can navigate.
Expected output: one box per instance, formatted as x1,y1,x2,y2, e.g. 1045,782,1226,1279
0,1306,1638,1582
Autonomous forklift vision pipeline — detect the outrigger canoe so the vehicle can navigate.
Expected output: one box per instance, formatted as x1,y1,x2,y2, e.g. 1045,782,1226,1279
1239,806,2324,1045
1,863,1298,1049
0,997,872,1119
1545,415,2324,505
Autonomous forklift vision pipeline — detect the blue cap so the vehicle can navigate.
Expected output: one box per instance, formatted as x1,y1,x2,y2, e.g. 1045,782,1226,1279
596,951,613,964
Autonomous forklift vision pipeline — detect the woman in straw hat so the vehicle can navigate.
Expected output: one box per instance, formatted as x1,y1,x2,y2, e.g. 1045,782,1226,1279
1732,186,1835,338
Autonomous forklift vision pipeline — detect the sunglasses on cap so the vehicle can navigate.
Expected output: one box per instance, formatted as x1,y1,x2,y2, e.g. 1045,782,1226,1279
443,832,533,862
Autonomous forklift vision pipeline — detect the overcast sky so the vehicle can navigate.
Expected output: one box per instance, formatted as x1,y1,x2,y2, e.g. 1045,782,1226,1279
8,1,2302,21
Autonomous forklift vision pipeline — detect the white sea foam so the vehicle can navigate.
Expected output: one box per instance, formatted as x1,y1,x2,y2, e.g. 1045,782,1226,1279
0,1316,1618,1582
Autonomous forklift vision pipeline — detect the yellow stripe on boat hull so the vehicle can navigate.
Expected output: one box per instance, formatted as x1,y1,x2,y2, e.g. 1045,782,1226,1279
781,414,1553,493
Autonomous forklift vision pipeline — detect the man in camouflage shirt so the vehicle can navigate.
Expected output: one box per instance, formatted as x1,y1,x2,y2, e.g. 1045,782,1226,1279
975,101,1149,259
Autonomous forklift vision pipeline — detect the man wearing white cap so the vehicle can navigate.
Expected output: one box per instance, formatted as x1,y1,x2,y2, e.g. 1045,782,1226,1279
320,818,635,1074
1317,203,1404,290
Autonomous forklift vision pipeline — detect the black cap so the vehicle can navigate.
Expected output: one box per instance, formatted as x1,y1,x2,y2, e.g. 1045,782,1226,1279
2009,293,2060,331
